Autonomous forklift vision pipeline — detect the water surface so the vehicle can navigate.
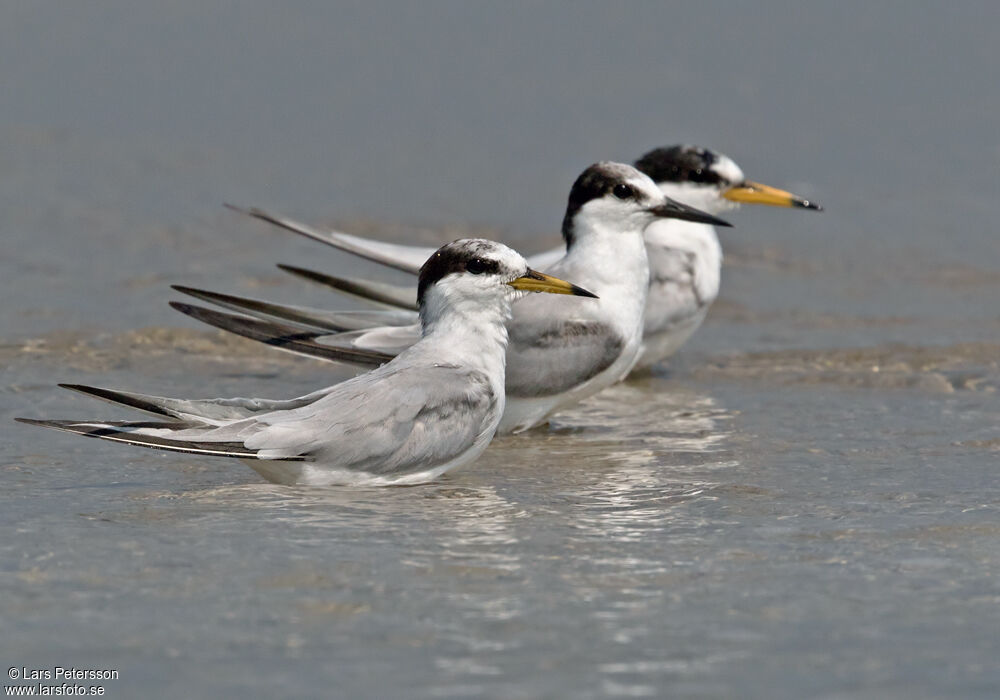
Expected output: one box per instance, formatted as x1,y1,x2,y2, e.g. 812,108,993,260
2,3,999,698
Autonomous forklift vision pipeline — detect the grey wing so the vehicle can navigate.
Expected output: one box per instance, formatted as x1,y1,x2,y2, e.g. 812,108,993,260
245,363,499,475
58,383,332,423
15,417,301,460
644,246,706,330
504,300,625,399
172,285,419,331
169,302,395,367
226,205,429,274
315,324,420,356
277,265,419,311
16,383,339,459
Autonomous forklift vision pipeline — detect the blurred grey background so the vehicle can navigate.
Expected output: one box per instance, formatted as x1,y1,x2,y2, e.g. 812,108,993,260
2,1,997,339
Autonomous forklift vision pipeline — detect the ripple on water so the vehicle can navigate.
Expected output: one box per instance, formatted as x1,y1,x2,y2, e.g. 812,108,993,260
691,340,1000,393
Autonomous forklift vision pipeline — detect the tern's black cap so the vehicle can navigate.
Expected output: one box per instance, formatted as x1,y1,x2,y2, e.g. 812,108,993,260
417,240,502,307
560,162,643,246
634,145,729,187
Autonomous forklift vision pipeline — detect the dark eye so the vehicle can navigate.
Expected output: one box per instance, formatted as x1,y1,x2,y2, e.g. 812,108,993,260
466,258,489,275
612,183,634,200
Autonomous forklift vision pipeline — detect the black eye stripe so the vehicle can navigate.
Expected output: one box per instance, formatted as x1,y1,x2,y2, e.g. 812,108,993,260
612,183,634,200
562,162,650,246
465,258,498,275
417,242,505,305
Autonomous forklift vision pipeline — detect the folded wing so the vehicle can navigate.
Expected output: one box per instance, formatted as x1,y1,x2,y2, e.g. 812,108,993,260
19,362,498,478
227,204,430,274
172,285,418,331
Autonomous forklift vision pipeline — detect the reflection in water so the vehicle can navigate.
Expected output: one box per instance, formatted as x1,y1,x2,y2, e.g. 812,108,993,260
550,380,732,453
186,479,524,554
343,378,740,692
544,381,736,518
550,381,734,543
186,478,530,683
125,378,739,693
495,379,740,690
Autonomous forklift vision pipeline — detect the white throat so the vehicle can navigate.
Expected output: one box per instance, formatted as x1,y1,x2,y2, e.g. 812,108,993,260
417,283,513,378
560,214,650,293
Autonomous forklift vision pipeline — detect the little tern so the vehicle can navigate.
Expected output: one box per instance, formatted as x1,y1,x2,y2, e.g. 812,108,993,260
627,145,822,368
199,145,820,371
17,240,594,486
175,162,731,433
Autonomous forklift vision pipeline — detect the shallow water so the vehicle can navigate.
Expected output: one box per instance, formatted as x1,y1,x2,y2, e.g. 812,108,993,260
3,2,1000,698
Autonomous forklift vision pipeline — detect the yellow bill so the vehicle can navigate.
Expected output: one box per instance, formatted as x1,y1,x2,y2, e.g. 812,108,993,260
508,269,598,298
722,180,823,210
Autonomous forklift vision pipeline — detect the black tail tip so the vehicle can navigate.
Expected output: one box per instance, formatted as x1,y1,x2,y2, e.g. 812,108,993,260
169,300,198,315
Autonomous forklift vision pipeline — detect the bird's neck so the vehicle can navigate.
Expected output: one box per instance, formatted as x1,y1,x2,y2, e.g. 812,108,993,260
549,222,649,348
648,181,725,282
560,219,650,294
643,219,723,303
418,292,511,378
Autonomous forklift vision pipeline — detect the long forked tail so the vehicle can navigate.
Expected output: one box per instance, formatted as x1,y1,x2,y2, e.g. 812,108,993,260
57,383,323,423
14,417,306,460
276,265,418,311
172,285,418,330
224,204,429,274
169,301,390,368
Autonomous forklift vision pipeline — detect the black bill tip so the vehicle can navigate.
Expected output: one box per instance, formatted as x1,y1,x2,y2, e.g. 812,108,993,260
794,199,824,212
650,199,733,228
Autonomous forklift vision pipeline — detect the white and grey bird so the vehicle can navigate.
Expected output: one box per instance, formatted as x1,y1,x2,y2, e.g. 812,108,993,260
189,146,820,372
624,145,822,368
174,162,730,433
17,240,595,486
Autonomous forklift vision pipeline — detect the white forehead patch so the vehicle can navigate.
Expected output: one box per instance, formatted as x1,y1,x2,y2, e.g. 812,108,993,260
710,154,745,185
